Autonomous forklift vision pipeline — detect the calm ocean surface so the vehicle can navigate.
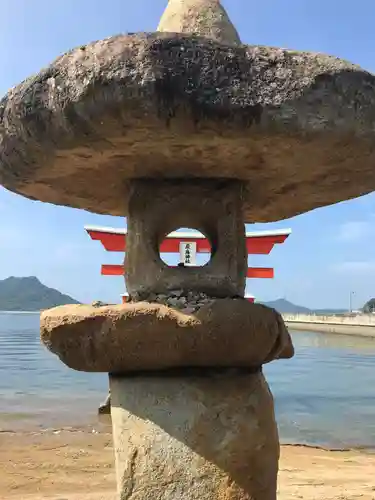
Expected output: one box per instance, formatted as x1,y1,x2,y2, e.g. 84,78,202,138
1,311,375,449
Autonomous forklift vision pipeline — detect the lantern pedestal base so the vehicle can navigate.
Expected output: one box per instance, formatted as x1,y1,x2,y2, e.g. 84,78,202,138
110,371,279,500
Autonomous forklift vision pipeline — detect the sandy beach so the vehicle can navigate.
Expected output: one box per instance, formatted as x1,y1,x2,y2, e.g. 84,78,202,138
1,427,375,500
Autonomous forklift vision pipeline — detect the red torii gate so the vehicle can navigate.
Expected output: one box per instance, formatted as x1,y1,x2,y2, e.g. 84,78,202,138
85,226,291,303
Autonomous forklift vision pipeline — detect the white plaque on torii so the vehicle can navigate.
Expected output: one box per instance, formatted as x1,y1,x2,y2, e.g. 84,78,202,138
179,242,197,266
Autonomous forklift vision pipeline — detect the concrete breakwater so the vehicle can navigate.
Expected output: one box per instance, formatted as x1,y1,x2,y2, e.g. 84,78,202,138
283,313,375,338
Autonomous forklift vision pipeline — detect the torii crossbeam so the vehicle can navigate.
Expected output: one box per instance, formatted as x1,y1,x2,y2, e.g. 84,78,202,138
85,225,291,302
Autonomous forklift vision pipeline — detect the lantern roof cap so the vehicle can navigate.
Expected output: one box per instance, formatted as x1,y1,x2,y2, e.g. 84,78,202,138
1,1,375,221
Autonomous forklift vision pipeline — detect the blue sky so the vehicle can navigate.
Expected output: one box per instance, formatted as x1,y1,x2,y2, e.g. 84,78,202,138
1,0,375,309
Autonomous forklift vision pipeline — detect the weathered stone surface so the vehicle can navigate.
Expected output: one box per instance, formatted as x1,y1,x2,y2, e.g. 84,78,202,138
110,371,279,499
40,300,294,373
126,179,246,299
157,0,241,46
98,391,111,415
141,290,233,313
1,32,375,221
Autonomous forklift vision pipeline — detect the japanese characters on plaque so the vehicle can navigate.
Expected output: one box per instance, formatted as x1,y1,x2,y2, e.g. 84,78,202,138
179,242,197,266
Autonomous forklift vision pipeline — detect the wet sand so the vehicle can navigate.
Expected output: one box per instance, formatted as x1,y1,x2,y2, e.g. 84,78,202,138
1,428,375,499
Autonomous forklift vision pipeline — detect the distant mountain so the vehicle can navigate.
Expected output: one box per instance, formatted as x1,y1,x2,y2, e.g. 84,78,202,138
0,276,80,311
262,298,312,314
261,298,346,315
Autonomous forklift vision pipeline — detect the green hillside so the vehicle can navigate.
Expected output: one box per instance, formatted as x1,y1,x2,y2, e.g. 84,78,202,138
0,276,79,311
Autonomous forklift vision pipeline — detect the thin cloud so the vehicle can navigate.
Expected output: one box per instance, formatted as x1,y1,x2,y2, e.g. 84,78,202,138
333,260,375,273
53,242,92,262
337,221,372,242
0,225,30,250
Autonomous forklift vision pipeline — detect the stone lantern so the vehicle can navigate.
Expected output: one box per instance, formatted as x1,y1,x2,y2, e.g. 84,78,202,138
1,0,375,498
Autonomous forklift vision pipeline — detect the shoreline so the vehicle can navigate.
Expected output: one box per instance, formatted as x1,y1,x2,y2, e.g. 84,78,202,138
1,427,375,499
0,310,40,313
1,426,373,454
1,417,374,454
283,312,375,338
286,320,375,338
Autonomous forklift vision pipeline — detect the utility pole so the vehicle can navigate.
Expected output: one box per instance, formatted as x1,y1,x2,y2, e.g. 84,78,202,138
349,291,355,313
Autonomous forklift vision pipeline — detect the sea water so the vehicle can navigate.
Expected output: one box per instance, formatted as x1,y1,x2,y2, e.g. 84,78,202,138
1,312,375,449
